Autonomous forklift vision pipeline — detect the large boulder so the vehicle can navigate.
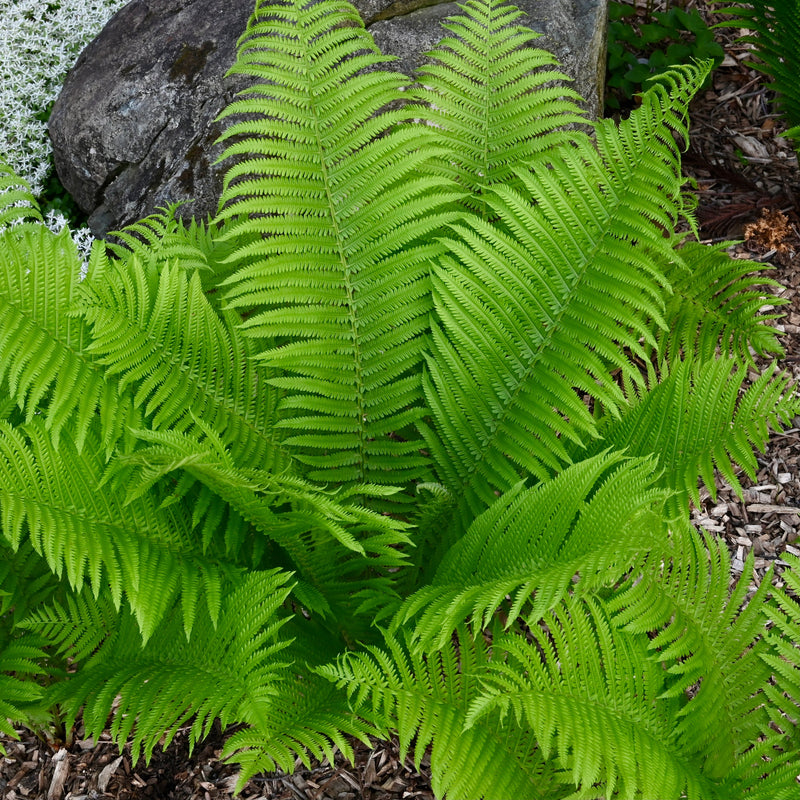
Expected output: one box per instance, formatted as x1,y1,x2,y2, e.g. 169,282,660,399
49,0,608,236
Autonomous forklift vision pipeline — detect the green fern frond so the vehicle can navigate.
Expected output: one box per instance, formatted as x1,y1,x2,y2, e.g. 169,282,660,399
214,0,460,487
120,422,409,560
0,539,64,624
0,636,46,749
21,585,119,663
659,240,785,363
48,571,294,764
607,524,773,774
321,627,561,800
397,452,668,650
222,670,378,792
470,598,717,799
77,255,287,471
0,160,42,228
0,419,231,640
712,0,800,139
422,64,708,529
105,204,245,292
412,0,586,215
0,223,133,452
105,203,215,273
714,731,800,800
593,357,798,513
116,422,411,641
761,553,800,748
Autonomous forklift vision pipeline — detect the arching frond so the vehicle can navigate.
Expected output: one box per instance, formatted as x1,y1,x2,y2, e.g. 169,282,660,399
0,420,231,640
106,204,214,272
0,223,133,451
321,628,563,800
593,357,799,515
117,423,411,642
105,204,243,293
471,599,718,799
658,240,785,364
607,524,773,774
397,452,668,648
0,635,45,749
222,669,378,792
47,571,295,765
21,584,119,663
412,0,585,216
422,64,709,530
76,255,287,471
760,553,800,748
214,0,460,488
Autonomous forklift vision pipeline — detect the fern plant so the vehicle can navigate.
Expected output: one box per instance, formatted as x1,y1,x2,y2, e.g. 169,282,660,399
1,0,799,797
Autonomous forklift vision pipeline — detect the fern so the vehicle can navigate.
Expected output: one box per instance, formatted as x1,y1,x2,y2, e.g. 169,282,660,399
0,223,134,452
397,452,669,650
411,0,586,215
41,571,295,761
322,627,560,800
422,65,703,534
590,356,799,514
470,599,718,799
0,419,230,640
607,525,775,776
214,0,459,489
657,239,786,363
0,0,798,796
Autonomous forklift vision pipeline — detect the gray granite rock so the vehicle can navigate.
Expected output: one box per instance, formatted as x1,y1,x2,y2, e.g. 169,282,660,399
49,0,607,236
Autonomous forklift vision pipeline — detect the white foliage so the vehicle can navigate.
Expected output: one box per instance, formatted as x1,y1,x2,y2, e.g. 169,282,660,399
1,0,127,264
0,0,127,195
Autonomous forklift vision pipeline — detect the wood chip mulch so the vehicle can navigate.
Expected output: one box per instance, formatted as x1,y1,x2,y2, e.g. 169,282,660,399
2,1,800,797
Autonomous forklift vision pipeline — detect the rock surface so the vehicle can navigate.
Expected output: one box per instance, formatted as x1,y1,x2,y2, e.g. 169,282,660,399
50,0,608,236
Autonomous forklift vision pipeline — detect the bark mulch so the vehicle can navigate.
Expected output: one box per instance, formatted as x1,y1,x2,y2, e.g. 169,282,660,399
2,1,800,797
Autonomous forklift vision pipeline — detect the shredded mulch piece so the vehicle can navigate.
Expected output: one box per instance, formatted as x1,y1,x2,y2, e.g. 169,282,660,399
2,1,800,797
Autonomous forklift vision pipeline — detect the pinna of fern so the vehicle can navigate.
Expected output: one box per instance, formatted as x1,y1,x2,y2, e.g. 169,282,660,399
0,0,799,796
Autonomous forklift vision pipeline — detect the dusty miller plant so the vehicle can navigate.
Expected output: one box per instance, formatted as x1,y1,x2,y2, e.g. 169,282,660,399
1,1,799,797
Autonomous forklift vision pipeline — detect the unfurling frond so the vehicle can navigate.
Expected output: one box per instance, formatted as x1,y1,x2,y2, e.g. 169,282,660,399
215,0,459,488
397,452,668,648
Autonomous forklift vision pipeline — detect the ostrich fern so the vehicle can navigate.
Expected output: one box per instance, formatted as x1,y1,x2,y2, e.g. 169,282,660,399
1,0,799,796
